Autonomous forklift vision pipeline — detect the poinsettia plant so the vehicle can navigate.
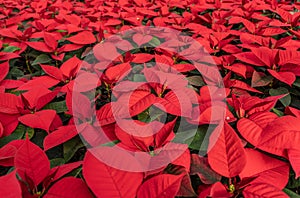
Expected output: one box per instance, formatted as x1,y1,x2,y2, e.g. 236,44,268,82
0,0,300,197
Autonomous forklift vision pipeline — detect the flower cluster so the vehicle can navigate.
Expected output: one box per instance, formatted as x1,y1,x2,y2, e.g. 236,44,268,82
0,0,300,197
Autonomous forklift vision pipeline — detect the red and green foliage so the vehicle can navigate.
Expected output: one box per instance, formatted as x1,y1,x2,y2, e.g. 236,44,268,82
0,0,300,197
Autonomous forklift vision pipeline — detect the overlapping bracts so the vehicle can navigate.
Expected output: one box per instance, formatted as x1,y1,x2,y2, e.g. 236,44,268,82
0,0,300,197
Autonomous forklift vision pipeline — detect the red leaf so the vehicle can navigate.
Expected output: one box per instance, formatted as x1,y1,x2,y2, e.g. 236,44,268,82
43,125,78,150
251,71,273,87
115,89,156,117
40,65,64,81
234,52,265,66
21,85,52,108
0,79,24,89
172,63,196,72
93,42,120,61
0,93,21,114
240,148,289,189
224,63,247,78
278,50,300,65
285,106,300,118
260,28,286,36
26,41,53,52
96,103,116,126
44,32,58,50
59,43,84,52
0,52,20,61
208,122,246,177
105,62,131,83
0,170,22,197
227,79,262,93
127,91,155,114
74,72,100,92
237,113,268,145
260,116,300,149
237,112,286,158
70,92,93,119
0,61,9,82
116,118,176,152
36,89,60,110
0,113,19,137
143,67,188,93
0,142,21,166
133,33,153,46
251,47,278,67
80,123,116,146
155,89,193,117
83,151,143,197
229,95,284,117
229,17,255,33
44,177,93,198
190,154,221,184
188,101,232,125
60,56,81,78
0,28,19,39
176,173,197,197
132,53,154,63
19,110,57,132
66,31,96,45
105,18,122,26
288,149,300,179
137,174,184,198
49,114,62,131
115,120,154,151
14,138,50,186
49,161,82,182
17,76,60,90
154,119,176,150
243,183,288,198
172,148,191,172
199,182,231,198
267,69,296,86
0,144,16,164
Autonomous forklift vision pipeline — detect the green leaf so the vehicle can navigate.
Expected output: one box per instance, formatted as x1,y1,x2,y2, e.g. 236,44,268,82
7,90,26,96
9,67,24,78
63,137,84,162
69,167,82,178
133,74,146,82
272,108,284,117
3,46,20,52
149,106,166,122
269,87,291,107
56,29,67,33
0,124,26,147
293,78,300,88
101,140,120,147
287,171,300,188
32,54,52,65
2,43,9,48
137,110,150,123
283,188,300,198
26,128,35,139
188,126,209,151
187,76,205,86
43,101,68,113
137,106,166,123
50,158,66,168
290,88,300,97
148,37,161,47
30,130,47,148
173,125,210,151
173,128,198,146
